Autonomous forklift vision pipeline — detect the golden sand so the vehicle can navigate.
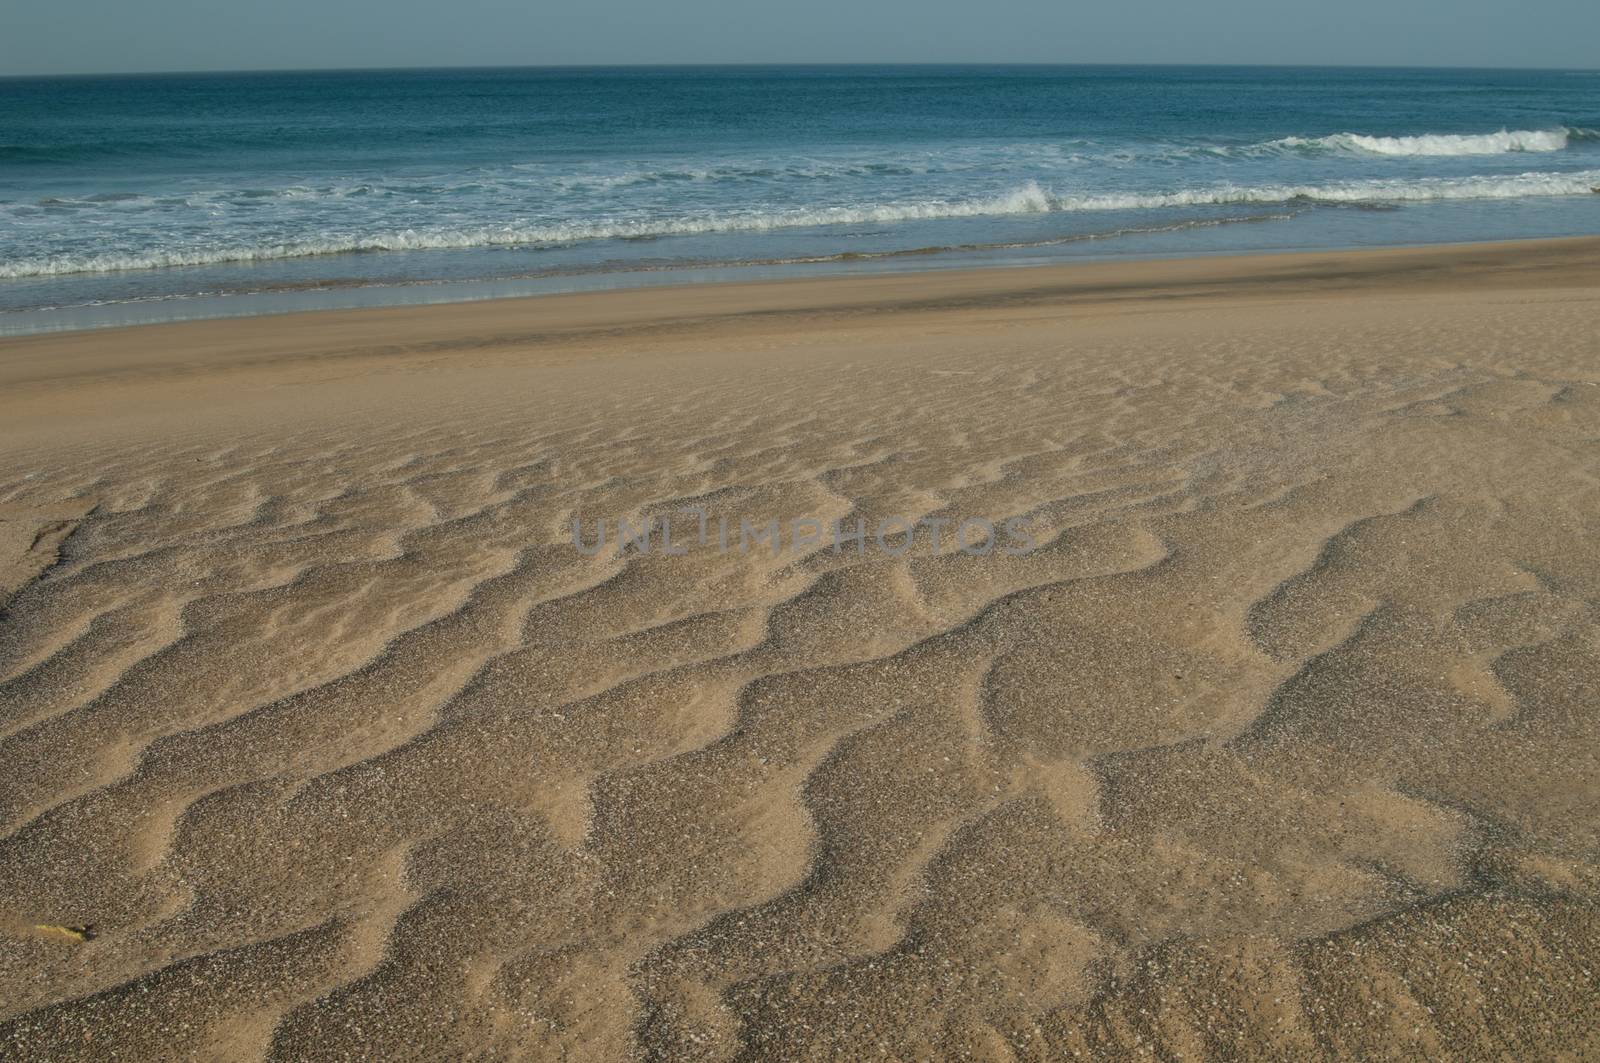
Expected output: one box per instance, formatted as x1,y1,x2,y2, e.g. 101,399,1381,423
1,239,1598,1059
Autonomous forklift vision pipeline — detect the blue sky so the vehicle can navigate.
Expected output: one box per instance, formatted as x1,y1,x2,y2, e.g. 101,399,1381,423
3,0,1597,75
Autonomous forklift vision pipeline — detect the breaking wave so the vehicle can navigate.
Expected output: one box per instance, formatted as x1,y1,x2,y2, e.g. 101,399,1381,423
1269,127,1595,157
4,170,1598,279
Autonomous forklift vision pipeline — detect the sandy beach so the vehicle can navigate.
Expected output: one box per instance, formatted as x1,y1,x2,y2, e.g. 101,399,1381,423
2,238,1599,1059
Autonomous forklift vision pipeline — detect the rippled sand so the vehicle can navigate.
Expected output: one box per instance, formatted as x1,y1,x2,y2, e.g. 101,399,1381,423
2,240,1598,1060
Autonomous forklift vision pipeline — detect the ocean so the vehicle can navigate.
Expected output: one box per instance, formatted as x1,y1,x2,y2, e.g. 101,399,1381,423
2,64,1598,333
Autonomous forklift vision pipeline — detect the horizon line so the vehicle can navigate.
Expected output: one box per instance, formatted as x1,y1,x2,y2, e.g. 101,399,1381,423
5,60,1599,80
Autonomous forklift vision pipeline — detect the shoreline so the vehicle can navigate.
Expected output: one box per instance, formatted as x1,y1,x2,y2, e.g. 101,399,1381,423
3,229,1598,339
3,234,1598,371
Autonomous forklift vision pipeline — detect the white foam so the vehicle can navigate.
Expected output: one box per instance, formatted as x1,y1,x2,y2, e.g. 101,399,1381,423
4,171,1597,279
1274,128,1580,157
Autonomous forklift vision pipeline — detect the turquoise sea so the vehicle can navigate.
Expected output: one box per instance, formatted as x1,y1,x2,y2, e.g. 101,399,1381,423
2,65,1598,332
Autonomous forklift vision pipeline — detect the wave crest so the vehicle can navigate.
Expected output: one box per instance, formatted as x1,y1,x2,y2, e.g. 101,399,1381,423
1273,128,1590,157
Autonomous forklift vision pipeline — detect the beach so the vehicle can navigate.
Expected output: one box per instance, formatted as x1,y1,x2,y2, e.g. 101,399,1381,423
2,238,1599,1058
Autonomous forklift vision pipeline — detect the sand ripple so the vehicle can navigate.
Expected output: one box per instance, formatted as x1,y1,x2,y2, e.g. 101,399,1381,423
2,248,1599,1058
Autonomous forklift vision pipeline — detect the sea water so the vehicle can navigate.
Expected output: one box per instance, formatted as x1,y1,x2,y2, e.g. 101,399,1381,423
2,65,1597,333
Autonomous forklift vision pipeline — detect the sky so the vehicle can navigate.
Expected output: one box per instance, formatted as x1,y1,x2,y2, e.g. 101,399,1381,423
3,0,1598,76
